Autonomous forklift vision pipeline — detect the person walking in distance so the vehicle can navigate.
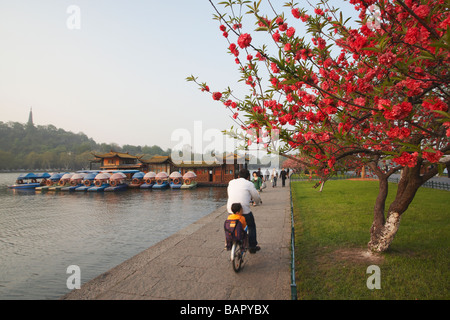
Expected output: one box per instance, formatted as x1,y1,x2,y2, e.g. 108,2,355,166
280,168,287,187
271,168,278,187
227,169,261,253
264,169,270,182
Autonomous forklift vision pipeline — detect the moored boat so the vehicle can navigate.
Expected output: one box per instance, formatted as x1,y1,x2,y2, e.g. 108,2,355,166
48,173,73,191
140,171,156,189
169,171,183,189
36,173,63,192
129,172,145,188
87,173,111,192
180,171,198,189
105,172,128,191
8,172,51,190
152,172,170,189
74,173,97,191
61,173,86,191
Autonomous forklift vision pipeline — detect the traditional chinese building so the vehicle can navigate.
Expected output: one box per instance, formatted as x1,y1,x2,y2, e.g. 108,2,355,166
140,153,249,185
139,155,174,174
90,151,146,172
90,151,249,186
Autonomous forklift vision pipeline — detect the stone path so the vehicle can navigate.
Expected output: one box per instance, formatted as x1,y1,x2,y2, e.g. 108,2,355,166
62,181,292,300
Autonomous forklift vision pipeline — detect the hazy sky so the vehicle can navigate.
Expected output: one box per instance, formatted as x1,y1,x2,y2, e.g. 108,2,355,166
0,0,357,152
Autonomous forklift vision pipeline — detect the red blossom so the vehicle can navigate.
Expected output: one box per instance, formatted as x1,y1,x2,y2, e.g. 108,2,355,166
286,27,296,38
422,150,443,163
272,31,281,42
292,8,301,19
256,52,266,61
237,33,252,49
379,51,396,67
300,14,309,22
444,123,450,137
229,43,239,56
404,27,419,44
233,23,242,30
328,157,336,168
383,101,413,120
314,8,324,16
270,62,280,74
393,152,419,167
258,17,271,27
387,127,411,140
413,5,430,19
422,98,448,112
317,37,327,50
212,92,222,101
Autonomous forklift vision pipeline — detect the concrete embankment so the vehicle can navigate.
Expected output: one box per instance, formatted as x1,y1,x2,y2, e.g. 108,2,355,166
62,181,291,300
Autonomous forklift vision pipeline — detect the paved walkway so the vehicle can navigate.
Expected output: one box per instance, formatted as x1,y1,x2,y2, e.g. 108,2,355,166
62,181,292,300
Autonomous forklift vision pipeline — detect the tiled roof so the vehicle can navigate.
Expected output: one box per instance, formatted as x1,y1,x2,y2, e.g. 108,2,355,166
92,151,139,159
140,155,170,164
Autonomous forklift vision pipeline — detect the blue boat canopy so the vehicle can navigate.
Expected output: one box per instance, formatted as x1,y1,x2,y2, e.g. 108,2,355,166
83,173,97,180
76,170,100,174
50,173,64,180
18,172,51,179
132,172,145,179
17,173,37,179
35,173,51,179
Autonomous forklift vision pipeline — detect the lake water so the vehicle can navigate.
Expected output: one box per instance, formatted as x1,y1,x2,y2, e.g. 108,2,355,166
0,173,228,300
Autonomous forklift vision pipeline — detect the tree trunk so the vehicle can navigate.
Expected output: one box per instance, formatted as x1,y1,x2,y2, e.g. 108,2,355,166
367,160,435,252
368,172,394,252
368,211,402,252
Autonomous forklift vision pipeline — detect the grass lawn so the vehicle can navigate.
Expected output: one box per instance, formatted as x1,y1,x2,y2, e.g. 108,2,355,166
291,179,449,300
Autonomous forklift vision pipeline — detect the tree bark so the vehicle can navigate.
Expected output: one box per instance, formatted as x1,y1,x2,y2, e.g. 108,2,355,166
368,211,402,252
369,173,388,241
367,160,435,252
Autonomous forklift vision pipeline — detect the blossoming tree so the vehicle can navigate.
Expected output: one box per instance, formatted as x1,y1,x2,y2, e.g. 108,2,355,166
188,0,449,252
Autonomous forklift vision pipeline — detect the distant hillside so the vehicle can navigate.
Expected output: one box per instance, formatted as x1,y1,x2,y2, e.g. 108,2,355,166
0,121,170,171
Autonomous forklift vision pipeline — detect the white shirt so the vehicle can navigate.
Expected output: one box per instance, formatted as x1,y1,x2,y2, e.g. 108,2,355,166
227,178,261,214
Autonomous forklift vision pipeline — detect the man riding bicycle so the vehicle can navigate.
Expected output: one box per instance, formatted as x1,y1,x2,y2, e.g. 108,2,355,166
227,168,261,253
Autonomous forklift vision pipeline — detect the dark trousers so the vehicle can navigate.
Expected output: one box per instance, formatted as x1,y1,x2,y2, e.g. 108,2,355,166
243,212,257,248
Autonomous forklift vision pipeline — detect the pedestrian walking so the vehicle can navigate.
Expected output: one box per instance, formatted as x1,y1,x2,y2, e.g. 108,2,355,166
252,171,263,192
280,169,287,187
271,168,278,187
264,169,270,182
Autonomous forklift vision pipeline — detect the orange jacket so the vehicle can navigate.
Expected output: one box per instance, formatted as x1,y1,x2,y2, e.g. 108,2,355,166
226,213,247,229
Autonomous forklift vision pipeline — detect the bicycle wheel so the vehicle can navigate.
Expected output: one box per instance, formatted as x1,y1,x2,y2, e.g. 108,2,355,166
231,241,243,272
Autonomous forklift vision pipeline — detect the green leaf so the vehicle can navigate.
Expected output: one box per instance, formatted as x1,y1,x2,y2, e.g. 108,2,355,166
361,46,380,52
398,142,420,151
431,110,450,118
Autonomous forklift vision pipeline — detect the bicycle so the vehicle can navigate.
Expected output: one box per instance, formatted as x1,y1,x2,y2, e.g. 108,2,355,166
230,226,248,273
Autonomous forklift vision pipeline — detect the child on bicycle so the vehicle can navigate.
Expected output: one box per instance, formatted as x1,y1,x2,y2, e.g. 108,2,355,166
227,203,246,229
224,203,247,250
